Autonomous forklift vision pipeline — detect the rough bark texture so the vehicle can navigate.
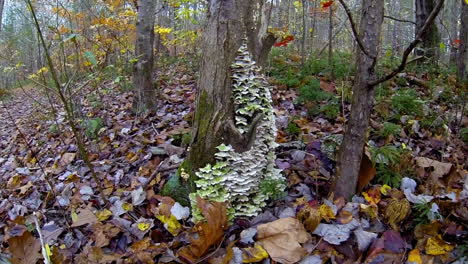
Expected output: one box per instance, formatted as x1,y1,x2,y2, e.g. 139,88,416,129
242,0,277,69
184,0,245,185
0,0,5,32
333,0,384,199
133,0,157,113
457,0,468,82
415,0,440,63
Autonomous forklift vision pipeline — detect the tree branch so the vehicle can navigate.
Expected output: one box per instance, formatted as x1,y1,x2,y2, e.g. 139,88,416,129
336,0,372,58
369,0,445,87
384,15,416,24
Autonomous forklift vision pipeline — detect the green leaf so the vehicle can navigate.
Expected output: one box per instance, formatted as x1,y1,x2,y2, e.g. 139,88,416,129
84,51,98,66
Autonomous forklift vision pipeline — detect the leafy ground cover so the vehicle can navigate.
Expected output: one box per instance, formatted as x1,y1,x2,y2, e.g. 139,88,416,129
0,52,466,264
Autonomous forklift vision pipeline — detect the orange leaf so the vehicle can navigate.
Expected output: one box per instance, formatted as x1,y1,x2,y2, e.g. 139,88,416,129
357,152,376,193
321,0,334,9
177,197,228,263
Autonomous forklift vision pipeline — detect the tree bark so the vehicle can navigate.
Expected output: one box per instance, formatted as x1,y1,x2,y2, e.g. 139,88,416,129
184,0,245,183
457,0,468,82
0,0,5,32
242,0,277,69
449,0,460,65
333,0,384,199
133,0,157,113
415,0,440,63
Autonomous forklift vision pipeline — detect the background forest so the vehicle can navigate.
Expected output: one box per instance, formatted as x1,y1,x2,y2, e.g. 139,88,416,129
0,0,467,263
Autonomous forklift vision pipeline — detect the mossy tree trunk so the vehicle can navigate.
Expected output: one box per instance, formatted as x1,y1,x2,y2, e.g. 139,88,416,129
332,0,385,199
133,0,157,113
184,0,245,186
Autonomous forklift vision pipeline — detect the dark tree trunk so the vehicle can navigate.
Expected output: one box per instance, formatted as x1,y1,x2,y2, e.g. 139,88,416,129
333,0,385,199
449,0,460,65
184,0,245,182
457,0,468,82
415,0,440,63
0,0,5,32
133,0,157,112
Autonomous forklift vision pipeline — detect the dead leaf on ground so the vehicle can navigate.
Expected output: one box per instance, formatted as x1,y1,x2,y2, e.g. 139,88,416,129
7,231,41,264
71,207,98,227
357,152,376,193
415,157,452,178
257,217,311,264
177,196,228,263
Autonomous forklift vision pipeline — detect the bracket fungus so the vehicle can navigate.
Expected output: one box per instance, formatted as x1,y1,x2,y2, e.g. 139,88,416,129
190,43,285,219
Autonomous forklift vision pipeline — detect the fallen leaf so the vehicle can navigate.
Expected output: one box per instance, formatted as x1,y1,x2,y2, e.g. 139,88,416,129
385,198,410,230
59,152,76,166
156,214,182,236
257,217,311,264
71,207,98,227
415,157,452,178
177,196,228,263
313,219,360,245
363,187,381,205
96,209,113,221
297,206,321,232
407,249,422,264
383,230,406,253
7,231,41,264
425,235,454,255
357,152,376,192
318,204,335,221
242,243,269,263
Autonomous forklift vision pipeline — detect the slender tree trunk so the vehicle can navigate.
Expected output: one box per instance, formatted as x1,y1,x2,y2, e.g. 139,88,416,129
328,5,334,80
449,0,460,65
457,0,468,82
301,0,307,66
415,0,440,63
0,0,5,32
133,0,157,113
333,0,385,198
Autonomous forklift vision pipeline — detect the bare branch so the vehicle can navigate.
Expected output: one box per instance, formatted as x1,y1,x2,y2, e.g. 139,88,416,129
369,0,445,87
384,15,416,24
336,0,372,58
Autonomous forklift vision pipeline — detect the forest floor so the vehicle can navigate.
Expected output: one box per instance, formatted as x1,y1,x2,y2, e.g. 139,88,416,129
0,58,467,264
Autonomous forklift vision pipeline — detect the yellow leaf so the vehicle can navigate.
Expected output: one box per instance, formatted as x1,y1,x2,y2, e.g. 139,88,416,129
407,249,422,264
425,235,454,255
45,244,52,258
59,244,66,249
297,206,321,232
71,211,78,222
360,204,378,219
318,204,335,221
122,202,133,211
242,243,269,263
137,222,151,231
380,184,392,195
96,209,113,221
363,189,381,205
156,215,182,236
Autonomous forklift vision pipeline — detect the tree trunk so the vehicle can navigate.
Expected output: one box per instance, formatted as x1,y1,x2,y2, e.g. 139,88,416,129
333,0,385,199
243,0,277,69
328,5,334,80
133,0,157,113
0,0,5,32
415,0,440,63
184,0,245,182
457,0,468,82
449,0,460,65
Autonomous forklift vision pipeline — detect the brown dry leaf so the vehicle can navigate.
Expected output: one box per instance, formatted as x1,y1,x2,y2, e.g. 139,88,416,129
257,217,311,264
75,246,121,264
129,237,168,262
297,206,321,232
385,198,410,231
337,210,353,224
7,231,41,264
72,207,98,227
92,223,121,248
415,157,452,178
59,152,76,167
357,152,376,193
320,79,336,93
177,196,228,263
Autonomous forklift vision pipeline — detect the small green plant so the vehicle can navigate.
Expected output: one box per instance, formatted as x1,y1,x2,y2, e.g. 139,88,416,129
370,145,408,187
377,122,402,139
412,202,433,226
87,94,103,108
260,178,286,200
298,79,333,103
320,102,340,119
391,89,424,117
171,132,192,147
286,121,301,138
461,127,468,143
48,124,59,135
84,118,104,139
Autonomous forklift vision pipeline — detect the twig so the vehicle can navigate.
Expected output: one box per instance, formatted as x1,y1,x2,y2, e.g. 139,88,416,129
142,160,168,189
33,212,51,264
369,0,445,86
336,0,372,58
194,235,227,264
384,15,415,24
